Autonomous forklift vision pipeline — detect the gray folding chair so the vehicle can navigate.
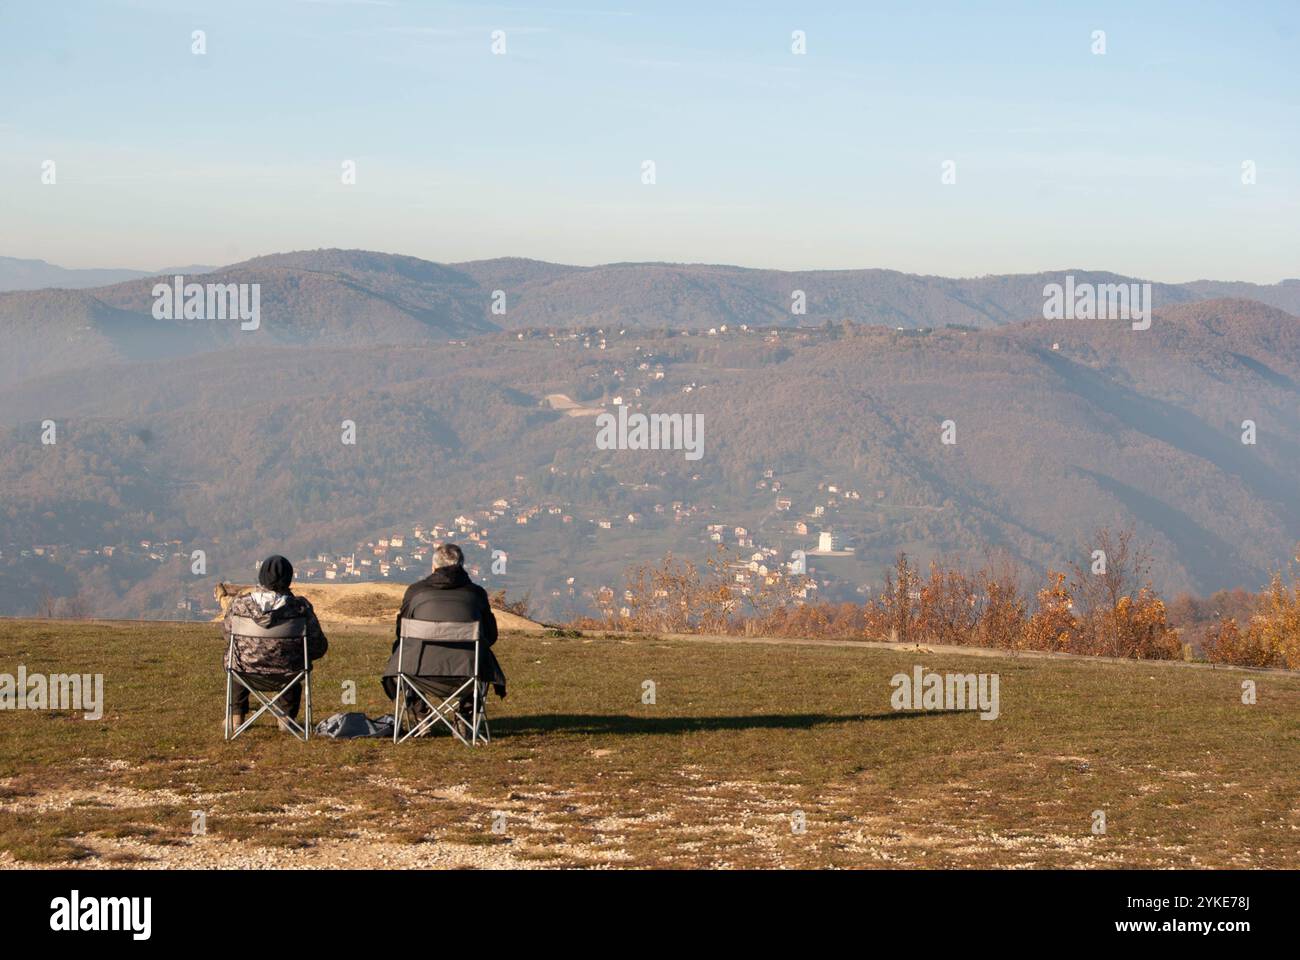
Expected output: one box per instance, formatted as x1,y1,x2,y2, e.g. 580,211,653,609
224,616,312,742
393,618,490,746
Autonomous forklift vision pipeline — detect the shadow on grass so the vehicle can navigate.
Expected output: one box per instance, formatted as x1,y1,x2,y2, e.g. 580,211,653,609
492,711,941,737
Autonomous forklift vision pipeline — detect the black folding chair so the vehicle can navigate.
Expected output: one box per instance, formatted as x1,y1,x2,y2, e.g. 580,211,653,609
392,618,490,745
224,616,312,742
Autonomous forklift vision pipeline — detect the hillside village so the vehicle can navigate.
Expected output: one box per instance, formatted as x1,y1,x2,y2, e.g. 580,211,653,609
1,320,901,622
9,300,1296,623
0,462,876,622
261,460,871,620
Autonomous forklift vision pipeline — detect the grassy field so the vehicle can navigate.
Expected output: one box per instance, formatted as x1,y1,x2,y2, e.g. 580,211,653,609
1,619,1297,869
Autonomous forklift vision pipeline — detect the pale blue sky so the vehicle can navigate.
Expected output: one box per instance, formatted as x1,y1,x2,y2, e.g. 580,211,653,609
1,0,1297,280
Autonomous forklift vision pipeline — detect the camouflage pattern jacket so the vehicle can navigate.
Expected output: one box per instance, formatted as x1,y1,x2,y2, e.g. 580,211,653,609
223,591,328,674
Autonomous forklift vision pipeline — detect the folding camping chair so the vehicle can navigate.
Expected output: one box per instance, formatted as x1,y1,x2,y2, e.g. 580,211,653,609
224,616,313,742
392,618,490,745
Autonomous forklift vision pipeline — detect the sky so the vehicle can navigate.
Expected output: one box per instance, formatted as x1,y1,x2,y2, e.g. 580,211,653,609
1,0,1297,281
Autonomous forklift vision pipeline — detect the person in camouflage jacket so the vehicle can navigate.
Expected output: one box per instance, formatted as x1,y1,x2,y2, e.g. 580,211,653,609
223,555,328,728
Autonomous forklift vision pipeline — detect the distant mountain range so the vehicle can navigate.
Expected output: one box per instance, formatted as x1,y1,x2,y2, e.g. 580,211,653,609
1,248,1298,386
0,256,214,293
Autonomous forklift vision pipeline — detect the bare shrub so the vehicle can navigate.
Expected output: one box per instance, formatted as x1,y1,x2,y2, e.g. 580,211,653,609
1023,571,1079,652
1205,570,1300,669
580,534,1196,663
488,589,532,620
1067,527,1179,659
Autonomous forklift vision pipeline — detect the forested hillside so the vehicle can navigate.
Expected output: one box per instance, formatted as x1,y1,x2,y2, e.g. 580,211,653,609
0,296,1295,620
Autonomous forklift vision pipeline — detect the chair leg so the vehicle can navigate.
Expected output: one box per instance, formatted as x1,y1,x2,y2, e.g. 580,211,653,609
393,676,483,746
279,674,308,742
393,676,403,744
472,680,480,745
403,680,472,744
229,675,308,741
469,682,489,745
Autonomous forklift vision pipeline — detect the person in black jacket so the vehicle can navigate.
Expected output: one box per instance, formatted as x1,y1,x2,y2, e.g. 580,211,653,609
382,543,506,727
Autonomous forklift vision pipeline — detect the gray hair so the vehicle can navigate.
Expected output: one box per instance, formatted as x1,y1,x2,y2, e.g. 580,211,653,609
433,543,464,569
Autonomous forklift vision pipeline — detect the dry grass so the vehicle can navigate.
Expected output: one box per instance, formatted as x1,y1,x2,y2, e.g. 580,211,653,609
328,591,402,621
0,619,1296,869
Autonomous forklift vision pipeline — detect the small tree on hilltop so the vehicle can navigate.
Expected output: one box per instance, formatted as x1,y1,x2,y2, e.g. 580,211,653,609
882,552,918,644
1024,571,1078,652
1069,527,1179,658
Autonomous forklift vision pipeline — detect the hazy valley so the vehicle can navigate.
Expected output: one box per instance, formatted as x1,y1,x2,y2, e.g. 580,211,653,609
0,249,1297,622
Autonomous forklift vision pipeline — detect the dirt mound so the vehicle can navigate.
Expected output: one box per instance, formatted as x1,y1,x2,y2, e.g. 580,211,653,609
544,393,603,417
214,581,546,631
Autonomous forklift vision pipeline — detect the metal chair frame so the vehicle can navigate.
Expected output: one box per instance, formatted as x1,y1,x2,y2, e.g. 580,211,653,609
224,616,312,742
393,618,490,746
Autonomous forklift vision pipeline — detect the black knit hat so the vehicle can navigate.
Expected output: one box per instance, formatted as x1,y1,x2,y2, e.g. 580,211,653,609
258,555,294,593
